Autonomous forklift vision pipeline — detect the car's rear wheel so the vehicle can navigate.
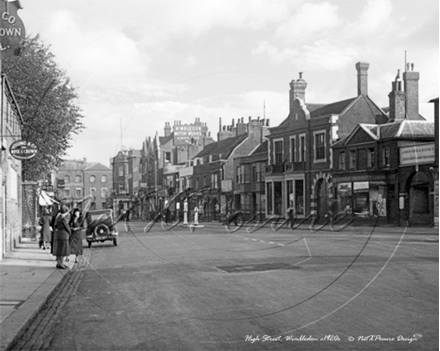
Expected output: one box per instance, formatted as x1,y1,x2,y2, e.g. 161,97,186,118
88,241,92,248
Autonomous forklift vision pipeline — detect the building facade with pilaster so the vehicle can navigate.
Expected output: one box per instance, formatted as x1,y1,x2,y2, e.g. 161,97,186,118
265,62,387,219
332,65,435,226
0,73,23,258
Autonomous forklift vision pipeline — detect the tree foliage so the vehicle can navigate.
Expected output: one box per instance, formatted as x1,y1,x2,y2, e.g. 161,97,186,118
2,34,84,181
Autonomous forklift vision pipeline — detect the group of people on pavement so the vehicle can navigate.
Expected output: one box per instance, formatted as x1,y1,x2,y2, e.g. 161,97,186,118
39,205,84,269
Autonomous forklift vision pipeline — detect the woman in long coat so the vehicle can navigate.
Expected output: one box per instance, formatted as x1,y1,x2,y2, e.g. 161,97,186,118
68,208,83,263
53,205,71,269
39,208,52,250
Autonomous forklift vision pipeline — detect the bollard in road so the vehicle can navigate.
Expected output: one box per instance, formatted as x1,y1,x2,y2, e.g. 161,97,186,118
194,206,199,225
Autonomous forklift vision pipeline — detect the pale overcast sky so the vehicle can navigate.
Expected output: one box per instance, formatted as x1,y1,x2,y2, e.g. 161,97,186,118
19,0,439,166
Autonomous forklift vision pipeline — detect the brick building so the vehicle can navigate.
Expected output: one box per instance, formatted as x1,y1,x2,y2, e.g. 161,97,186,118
137,118,214,219
188,117,269,220
265,62,387,218
56,159,112,211
110,151,129,215
332,65,435,226
233,140,268,220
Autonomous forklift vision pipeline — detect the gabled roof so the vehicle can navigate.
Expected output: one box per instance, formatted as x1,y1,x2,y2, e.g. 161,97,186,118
58,160,88,171
310,97,357,118
393,120,434,139
250,140,268,155
379,123,403,139
195,133,247,159
381,106,426,121
333,123,378,147
334,120,434,147
84,162,111,171
159,134,173,145
272,96,371,132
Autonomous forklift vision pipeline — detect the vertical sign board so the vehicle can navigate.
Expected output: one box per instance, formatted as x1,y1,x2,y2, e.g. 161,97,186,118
0,0,25,58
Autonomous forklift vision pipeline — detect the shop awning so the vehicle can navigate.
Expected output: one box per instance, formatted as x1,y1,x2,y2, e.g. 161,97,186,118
38,190,58,206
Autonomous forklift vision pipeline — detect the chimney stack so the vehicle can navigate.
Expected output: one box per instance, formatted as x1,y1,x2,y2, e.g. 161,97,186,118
164,122,171,137
403,63,420,120
356,62,369,96
388,69,406,123
289,72,307,110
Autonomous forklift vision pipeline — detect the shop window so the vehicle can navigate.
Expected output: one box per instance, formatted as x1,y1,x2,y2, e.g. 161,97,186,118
266,182,273,215
353,182,369,216
274,181,282,215
242,194,251,211
295,179,304,215
287,180,293,210
337,183,352,213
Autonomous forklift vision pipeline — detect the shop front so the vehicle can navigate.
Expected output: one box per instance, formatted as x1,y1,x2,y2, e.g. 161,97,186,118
265,176,305,218
285,177,305,217
335,181,387,218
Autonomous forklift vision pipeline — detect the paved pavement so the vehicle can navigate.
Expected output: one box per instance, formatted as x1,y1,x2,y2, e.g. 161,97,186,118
0,238,77,351
0,223,438,351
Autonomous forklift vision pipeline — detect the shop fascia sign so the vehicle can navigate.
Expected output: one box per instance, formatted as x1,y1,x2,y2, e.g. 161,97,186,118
0,0,25,58
9,140,37,160
399,143,435,166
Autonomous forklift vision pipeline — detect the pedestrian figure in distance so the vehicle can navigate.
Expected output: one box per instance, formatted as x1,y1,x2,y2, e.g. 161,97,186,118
53,205,71,269
68,208,83,263
39,207,52,250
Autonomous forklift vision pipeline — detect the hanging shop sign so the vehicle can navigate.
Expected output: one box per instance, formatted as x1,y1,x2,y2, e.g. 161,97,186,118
9,140,37,160
0,0,25,58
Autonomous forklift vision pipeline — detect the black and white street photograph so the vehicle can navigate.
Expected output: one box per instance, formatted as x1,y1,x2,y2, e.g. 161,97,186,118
0,1,438,350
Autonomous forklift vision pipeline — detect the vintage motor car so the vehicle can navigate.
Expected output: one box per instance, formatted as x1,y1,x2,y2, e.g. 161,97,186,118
84,209,118,248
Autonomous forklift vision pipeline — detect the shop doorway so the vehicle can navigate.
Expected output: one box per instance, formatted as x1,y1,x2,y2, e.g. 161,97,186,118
408,171,431,225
